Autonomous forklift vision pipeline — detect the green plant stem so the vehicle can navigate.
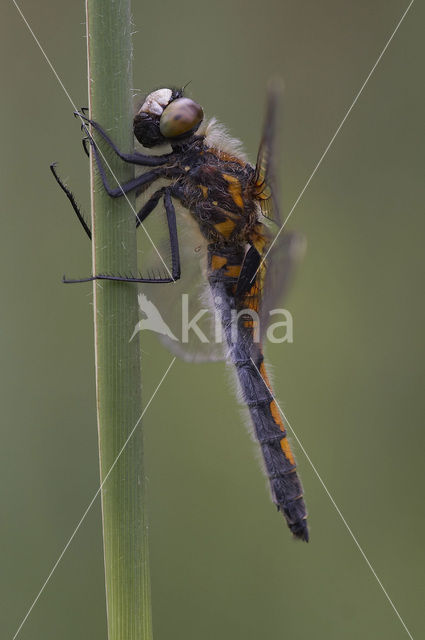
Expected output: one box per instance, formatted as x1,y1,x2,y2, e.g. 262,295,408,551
85,2,153,638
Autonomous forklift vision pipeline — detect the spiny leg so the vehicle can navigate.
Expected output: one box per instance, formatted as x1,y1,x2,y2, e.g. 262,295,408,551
135,186,181,278
135,187,166,226
63,273,176,284
75,111,174,166
81,123,169,198
50,163,91,239
164,188,181,279
64,187,181,284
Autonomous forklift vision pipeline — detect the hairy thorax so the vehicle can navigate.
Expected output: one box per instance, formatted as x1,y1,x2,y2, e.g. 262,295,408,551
175,140,259,247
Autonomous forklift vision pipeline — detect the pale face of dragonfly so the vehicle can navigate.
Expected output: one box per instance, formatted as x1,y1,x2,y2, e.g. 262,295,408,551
133,87,204,148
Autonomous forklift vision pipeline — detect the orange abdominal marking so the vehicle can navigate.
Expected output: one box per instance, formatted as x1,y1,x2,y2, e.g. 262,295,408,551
259,363,296,466
199,185,208,198
270,401,296,465
211,254,227,271
280,437,296,466
259,362,271,389
214,219,236,238
210,254,240,278
224,264,241,278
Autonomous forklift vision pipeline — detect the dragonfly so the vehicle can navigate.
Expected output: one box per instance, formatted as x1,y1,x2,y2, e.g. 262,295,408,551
51,84,309,541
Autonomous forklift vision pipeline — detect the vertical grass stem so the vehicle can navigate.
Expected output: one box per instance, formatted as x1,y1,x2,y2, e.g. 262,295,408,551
85,2,153,638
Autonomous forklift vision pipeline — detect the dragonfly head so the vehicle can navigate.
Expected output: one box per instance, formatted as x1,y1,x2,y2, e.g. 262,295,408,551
134,87,204,148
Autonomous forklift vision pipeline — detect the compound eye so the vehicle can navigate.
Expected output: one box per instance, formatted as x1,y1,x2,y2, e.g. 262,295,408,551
159,98,203,138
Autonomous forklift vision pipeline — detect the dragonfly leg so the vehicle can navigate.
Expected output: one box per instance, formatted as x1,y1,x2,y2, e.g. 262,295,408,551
50,163,91,239
135,186,181,279
81,123,168,198
135,187,166,226
75,111,174,166
63,187,181,284
63,273,176,284
82,136,90,159
163,188,181,280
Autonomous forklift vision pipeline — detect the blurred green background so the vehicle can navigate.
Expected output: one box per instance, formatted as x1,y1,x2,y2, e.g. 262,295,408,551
1,1,424,638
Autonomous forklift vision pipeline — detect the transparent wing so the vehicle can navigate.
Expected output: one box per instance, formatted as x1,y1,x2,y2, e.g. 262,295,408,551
252,81,305,340
134,184,226,361
253,80,284,225
259,229,306,342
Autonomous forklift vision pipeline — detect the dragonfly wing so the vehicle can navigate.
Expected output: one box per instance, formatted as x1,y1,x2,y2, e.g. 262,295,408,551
253,80,284,225
158,334,225,362
251,82,306,340
259,230,306,342
135,188,226,361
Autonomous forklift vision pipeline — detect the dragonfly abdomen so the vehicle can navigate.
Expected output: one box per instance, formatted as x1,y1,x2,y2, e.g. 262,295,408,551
209,264,309,542
233,350,309,541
